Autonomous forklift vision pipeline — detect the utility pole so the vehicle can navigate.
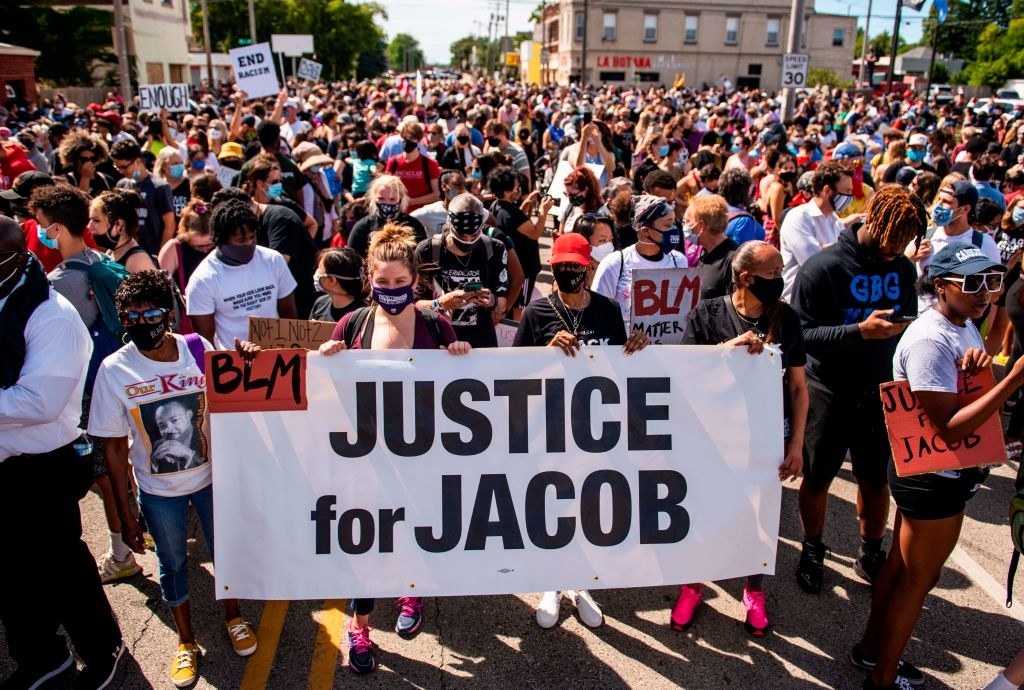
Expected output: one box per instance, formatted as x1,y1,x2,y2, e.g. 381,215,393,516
200,0,213,88
112,0,132,100
886,0,903,95
857,0,873,87
580,0,589,85
248,0,257,44
780,0,806,122
504,0,510,80
924,19,941,97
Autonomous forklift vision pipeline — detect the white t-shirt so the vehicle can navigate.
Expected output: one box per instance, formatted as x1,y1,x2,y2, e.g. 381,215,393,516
780,200,844,302
186,246,297,349
894,307,983,391
592,245,685,325
88,334,213,497
907,226,1001,312
561,203,610,235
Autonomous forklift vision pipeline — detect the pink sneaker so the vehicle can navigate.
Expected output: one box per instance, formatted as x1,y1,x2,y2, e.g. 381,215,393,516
670,584,703,631
742,586,771,637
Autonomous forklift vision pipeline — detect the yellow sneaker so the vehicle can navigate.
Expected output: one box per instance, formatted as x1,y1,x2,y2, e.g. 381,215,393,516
225,617,258,657
170,643,198,688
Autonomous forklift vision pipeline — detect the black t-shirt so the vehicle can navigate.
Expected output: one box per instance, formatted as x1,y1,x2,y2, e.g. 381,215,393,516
117,174,173,257
171,238,208,292
698,238,738,300
309,295,367,323
347,213,427,259
491,199,538,277
514,290,627,347
258,204,319,319
170,178,191,221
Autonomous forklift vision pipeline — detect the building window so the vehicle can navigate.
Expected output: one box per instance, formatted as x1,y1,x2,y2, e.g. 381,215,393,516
766,18,780,46
603,12,616,41
833,28,845,46
162,0,173,6
643,13,657,43
748,63,762,76
684,16,698,44
599,71,626,82
636,72,660,82
574,12,585,42
725,17,739,45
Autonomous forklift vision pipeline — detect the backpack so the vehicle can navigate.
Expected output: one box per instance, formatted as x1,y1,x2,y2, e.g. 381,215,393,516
386,153,439,203
63,254,129,393
428,232,495,265
925,226,985,249
342,305,445,349
1007,467,1024,606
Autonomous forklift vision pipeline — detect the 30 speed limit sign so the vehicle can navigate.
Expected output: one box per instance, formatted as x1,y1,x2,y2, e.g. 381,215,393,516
781,53,809,88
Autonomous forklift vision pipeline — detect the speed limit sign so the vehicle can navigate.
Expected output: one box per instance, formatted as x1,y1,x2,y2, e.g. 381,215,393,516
781,53,809,89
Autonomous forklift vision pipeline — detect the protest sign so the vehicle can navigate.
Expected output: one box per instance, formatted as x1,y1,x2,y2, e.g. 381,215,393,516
137,83,190,113
211,346,784,600
229,42,279,99
205,349,307,414
248,316,335,350
296,58,323,82
495,318,519,347
881,367,1006,477
629,268,701,344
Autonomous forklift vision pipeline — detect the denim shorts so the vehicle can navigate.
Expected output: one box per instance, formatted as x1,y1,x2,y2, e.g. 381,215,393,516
138,483,215,607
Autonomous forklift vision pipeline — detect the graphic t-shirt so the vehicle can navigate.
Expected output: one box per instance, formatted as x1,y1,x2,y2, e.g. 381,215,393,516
170,178,191,221
88,334,213,497
385,154,441,212
591,246,685,326
185,245,297,348
514,291,626,347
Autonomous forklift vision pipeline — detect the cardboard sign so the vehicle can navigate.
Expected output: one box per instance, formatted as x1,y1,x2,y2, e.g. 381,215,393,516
271,33,314,57
296,58,322,82
495,318,519,347
229,42,279,99
629,267,701,344
205,349,307,413
880,367,1006,477
545,160,605,202
248,316,336,350
138,83,191,113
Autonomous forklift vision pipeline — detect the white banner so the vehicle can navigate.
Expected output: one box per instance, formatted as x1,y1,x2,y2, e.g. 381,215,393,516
630,267,701,344
211,346,783,600
229,42,279,99
137,83,191,113
296,58,323,82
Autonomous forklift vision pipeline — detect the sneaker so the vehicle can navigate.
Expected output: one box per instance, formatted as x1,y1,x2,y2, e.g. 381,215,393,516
536,591,561,629
742,586,771,637
347,624,376,674
854,547,887,584
862,675,915,690
0,648,72,690
572,590,603,628
669,584,703,631
394,596,423,636
796,540,829,594
73,640,125,690
169,643,198,688
225,617,258,656
142,532,155,550
850,643,925,686
98,551,142,584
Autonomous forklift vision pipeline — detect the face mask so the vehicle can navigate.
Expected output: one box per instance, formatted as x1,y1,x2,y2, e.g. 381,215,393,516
0,250,27,296
377,202,400,219
131,168,141,182
553,266,587,293
452,233,481,251
218,242,256,265
907,149,925,163
267,182,283,198
125,320,168,351
470,169,482,180
169,163,186,179
192,159,206,171
371,283,415,315
209,129,223,141
37,223,59,250
168,127,178,140
832,191,854,215
590,241,614,263
457,135,470,145
567,193,586,207
747,275,785,305
445,188,459,201
449,211,483,236
657,145,670,157
750,148,761,159
731,145,741,154
1013,206,1024,226
94,229,121,251
779,171,798,185
932,205,956,226
313,269,326,293
403,139,419,153
651,224,680,253
487,136,502,147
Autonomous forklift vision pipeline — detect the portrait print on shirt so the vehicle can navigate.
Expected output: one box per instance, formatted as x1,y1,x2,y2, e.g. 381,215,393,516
136,392,209,475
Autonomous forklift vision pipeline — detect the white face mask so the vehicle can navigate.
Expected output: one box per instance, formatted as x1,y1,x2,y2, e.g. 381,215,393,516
590,241,614,263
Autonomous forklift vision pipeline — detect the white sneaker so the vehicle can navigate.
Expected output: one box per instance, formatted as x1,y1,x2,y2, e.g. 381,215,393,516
98,550,142,584
536,591,561,628
572,589,604,628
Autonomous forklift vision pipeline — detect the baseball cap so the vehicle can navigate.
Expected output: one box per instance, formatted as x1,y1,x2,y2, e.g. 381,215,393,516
942,179,979,211
0,171,55,201
895,166,918,186
908,133,928,147
927,242,1005,279
241,114,257,127
831,141,863,160
550,232,591,266
217,141,244,160
284,98,301,110
97,111,122,129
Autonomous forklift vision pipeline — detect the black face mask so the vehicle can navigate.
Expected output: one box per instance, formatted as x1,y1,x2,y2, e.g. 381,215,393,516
487,136,501,147
567,193,587,207
748,275,784,305
779,171,798,184
126,320,168,351
402,138,418,153
94,230,121,251
553,267,587,293
456,135,470,145
377,202,401,219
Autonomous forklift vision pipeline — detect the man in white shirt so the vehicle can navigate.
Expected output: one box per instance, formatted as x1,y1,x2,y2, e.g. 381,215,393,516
0,216,125,689
780,161,853,301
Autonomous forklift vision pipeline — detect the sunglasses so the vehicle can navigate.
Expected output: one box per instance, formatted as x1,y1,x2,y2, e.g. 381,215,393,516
944,272,1004,293
121,307,169,326
78,155,96,163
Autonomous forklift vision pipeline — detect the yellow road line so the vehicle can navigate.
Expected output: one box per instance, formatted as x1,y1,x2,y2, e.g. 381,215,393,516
306,599,348,690
239,600,290,690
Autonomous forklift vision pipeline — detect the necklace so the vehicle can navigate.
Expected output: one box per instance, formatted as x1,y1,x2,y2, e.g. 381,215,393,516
732,303,767,340
547,291,588,337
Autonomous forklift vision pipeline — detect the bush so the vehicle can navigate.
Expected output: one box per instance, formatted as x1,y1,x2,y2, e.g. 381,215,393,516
808,67,854,89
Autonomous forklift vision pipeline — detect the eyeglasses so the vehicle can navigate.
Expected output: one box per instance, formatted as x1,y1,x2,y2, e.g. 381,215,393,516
121,307,169,326
113,160,134,172
944,273,1005,293
78,155,96,163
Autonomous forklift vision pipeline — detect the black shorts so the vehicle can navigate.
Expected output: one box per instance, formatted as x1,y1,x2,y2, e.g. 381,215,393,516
802,376,891,488
888,461,989,521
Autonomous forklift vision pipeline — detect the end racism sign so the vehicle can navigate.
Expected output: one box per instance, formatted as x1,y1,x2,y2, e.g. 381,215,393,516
229,42,279,99
210,346,784,600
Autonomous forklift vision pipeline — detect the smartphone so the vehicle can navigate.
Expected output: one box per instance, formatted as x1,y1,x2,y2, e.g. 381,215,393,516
462,281,483,292
891,315,917,323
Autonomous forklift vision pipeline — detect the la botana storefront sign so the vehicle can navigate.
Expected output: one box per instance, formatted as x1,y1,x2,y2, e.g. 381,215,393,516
596,55,653,69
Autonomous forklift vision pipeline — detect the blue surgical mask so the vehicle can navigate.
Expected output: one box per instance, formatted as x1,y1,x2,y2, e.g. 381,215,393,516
932,205,955,226
169,163,186,179
731,145,741,154
471,169,482,180
1012,206,1024,226
37,223,59,250
192,159,206,171
657,145,670,157
907,149,926,163
267,182,283,198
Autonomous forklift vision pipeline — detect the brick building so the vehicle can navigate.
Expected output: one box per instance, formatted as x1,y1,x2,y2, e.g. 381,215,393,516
0,43,41,105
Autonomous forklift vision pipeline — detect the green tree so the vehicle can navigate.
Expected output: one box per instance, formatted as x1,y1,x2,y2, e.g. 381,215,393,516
450,35,489,71
963,18,1024,88
930,62,950,83
809,67,853,89
357,39,389,81
0,5,116,87
920,0,1019,61
387,34,424,72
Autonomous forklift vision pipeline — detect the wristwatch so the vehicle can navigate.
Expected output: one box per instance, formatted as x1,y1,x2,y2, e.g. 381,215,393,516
431,298,442,311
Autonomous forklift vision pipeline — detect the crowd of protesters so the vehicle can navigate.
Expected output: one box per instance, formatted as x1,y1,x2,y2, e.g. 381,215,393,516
3,74,1024,689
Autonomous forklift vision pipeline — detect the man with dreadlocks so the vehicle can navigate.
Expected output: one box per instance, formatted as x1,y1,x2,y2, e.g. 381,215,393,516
789,186,927,600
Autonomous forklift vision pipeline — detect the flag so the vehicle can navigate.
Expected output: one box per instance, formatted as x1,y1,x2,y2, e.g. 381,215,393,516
901,0,926,10
934,0,948,22
397,76,412,100
416,70,424,105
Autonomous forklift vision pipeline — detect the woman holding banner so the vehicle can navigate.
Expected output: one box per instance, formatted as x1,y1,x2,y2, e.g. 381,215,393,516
319,223,470,674
673,240,807,637
855,242,1024,690
513,232,648,628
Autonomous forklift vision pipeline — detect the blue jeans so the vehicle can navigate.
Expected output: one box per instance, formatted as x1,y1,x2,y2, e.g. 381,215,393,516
138,483,215,607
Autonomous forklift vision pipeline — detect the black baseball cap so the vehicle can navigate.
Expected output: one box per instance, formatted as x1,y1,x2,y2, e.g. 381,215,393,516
927,242,1005,279
0,171,55,201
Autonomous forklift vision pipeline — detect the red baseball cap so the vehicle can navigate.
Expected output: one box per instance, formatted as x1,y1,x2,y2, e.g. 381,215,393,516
550,232,591,266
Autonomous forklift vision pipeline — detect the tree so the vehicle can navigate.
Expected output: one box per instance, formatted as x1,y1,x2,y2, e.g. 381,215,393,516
357,39,389,81
963,18,1024,88
809,67,853,89
930,62,950,83
0,4,116,87
450,35,489,72
920,0,1019,61
387,34,424,72
528,2,545,24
